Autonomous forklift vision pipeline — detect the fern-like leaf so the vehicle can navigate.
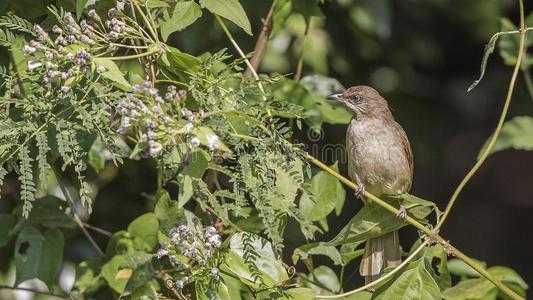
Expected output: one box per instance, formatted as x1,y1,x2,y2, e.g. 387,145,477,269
18,146,36,218
35,131,51,188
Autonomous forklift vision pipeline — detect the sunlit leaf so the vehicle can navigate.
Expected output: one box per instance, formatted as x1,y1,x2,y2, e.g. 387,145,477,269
93,57,132,91
199,0,252,35
160,1,202,41
478,116,533,158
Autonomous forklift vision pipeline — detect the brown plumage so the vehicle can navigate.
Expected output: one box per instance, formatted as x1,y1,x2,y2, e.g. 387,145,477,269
327,85,413,283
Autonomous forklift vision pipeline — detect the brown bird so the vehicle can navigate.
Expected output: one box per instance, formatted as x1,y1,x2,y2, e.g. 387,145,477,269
327,86,413,283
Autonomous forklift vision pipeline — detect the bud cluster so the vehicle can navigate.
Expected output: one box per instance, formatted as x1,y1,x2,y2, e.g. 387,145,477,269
155,221,222,291
115,81,219,157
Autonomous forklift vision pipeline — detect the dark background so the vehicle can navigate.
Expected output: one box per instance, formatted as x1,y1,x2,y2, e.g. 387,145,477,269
1,0,532,293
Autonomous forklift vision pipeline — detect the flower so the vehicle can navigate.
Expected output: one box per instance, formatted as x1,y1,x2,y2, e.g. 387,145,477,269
60,86,71,93
27,61,42,71
207,134,220,150
211,268,219,276
155,246,168,259
184,122,193,133
191,137,201,147
175,280,184,289
148,141,163,157
97,66,107,74
22,45,37,55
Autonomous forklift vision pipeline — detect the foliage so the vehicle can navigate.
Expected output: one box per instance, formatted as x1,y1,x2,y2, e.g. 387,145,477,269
0,0,530,299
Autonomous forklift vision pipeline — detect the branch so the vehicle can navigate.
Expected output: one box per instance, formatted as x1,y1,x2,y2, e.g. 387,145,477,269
51,164,105,256
244,2,276,78
435,0,526,231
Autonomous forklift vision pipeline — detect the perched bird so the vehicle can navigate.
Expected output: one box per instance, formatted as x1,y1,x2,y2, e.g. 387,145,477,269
327,86,413,283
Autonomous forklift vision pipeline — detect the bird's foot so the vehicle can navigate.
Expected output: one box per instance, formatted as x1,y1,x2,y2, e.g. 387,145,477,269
354,183,366,201
396,205,408,221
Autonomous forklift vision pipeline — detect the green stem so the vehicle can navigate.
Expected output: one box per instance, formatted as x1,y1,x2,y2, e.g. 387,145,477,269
133,2,159,43
294,21,310,81
215,15,273,116
100,50,156,61
435,0,526,232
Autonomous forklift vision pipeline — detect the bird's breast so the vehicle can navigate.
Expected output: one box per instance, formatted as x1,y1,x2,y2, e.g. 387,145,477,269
346,118,412,196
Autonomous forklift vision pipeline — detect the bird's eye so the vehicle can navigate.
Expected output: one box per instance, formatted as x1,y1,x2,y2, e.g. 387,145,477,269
351,94,361,101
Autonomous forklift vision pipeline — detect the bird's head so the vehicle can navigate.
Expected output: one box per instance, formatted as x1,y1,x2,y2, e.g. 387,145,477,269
327,85,390,118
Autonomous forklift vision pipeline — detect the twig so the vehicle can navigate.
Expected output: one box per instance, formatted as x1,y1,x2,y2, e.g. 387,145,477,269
244,2,276,78
215,16,268,104
52,165,105,256
0,285,69,299
435,0,526,231
294,21,311,81
83,222,113,237
316,240,430,299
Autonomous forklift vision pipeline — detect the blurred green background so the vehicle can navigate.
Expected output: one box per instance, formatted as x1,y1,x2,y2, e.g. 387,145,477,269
1,0,532,294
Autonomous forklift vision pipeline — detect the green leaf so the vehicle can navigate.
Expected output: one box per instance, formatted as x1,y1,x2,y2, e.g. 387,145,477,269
127,213,159,251
93,57,132,91
442,278,496,300
199,0,252,35
373,257,441,300
305,265,340,295
192,126,231,152
478,116,533,158
160,1,202,42
424,246,451,290
154,189,186,233
16,196,76,229
300,162,345,221
327,195,433,246
177,174,193,207
497,17,533,67
73,258,105,295
101,254,129,294
257,287,317,299
447,258,487,278
273,159,303,210
182,149,210,178
0,214,15,247
488,266,528,290
157,47,201,82
15,227,64,287
76,0,89,20
222,232,288,289
292,242,343,266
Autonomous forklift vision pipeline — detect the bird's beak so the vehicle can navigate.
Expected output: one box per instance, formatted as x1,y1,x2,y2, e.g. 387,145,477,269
326,93,343,102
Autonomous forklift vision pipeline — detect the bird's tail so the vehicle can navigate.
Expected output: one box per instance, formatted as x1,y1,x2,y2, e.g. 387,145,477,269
359,230,402,283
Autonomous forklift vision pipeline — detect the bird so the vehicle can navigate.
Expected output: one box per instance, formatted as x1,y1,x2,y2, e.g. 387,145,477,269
327,85,413,283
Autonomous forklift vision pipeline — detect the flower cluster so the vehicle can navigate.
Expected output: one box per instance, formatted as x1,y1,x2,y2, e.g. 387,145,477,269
115,81,221,157
155,222,223,290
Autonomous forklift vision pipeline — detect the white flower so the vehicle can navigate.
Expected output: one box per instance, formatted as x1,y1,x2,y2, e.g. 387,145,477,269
184,122,193,133
191,137,200,147
175,280,184,289
207,134,220,150
60,86,71,93
97,66,107,73
155,246,168,259
27,61,42,71
148,141,163,157
22,45,36,55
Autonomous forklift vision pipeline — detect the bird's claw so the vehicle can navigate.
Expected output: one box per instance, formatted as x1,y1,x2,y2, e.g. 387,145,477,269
355,184,366,201
396,205,408,221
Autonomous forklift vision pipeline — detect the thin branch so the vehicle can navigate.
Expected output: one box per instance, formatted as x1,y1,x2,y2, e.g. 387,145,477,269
435,0,527,231
244,2,276,78
294,21,311,81
316,240,430,299
215,16,269,105
83,222,113,237
0,285,68,299
52,165,105,256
